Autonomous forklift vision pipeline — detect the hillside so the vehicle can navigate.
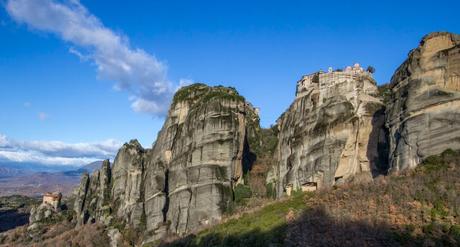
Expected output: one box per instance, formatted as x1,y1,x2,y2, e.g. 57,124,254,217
160,149,460,247
2,150,458,246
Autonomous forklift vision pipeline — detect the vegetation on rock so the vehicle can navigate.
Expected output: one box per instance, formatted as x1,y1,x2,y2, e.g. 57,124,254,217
378,83,392,105
160,149,460,247
0,222,111,247
172,83,245,105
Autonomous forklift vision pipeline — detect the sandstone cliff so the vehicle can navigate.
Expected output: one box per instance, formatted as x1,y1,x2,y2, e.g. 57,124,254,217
386,32,460,172
74,159,112,225
73,84,259,242
69,32,460,244
268,65,388,197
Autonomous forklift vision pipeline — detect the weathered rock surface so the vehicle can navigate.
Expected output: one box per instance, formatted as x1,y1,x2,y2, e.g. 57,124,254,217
70,32,460,244
28,200,64,234
107,228,123,247
74,160,112,225
73,84,259,241
28,203,55,229
386,32,460,172
161,85,256,236
268,64,388,197
111,140,145,228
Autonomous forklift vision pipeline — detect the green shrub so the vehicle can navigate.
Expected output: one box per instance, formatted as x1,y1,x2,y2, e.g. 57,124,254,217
449,225,460,239
266,183,276,199
234,184,252,204
419,155,448,172
431,200,449,219
172,83,207,104
201,90,245,103
172,83,245,106
60,209,75,222
291,188,304,197
110,218,126,232
377,83,392,104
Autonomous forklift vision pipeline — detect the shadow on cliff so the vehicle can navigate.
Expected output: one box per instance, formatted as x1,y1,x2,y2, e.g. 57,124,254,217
242,134,257,175
0,209,29,232
367,108,390,177
159,206,453,247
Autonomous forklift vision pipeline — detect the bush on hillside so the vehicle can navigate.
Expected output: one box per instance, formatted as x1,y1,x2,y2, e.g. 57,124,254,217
234,184,252,204
161,149,460,247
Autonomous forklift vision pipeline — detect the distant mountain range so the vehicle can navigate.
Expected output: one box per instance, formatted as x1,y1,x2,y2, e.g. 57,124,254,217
0,161,104,197
78,161,104,174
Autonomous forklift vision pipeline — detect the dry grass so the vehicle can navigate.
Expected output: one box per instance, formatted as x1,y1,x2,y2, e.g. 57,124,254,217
35,223,110,247
286,149,460,246
3,151,459,247
162,150,460,247
0,222,110,247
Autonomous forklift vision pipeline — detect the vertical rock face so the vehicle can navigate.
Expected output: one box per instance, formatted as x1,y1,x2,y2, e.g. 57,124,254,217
74,160,112,225
268,64,388,197
73,84,259,240
386,32,460,172
111,140,145,227
151,84,254,236
70,32,460,242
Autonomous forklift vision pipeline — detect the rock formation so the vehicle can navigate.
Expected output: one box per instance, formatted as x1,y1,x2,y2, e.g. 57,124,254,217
70,31,460,244
73,84,259,242
28,203,57,232
268,64,388,197
386,32,460,172
74,159,112,225
28,193,65,234
150,84,258,238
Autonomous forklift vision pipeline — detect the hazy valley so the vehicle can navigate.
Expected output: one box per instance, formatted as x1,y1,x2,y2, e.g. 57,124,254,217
0,161,101,197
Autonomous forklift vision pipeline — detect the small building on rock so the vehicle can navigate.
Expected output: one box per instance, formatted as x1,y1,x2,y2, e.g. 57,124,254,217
42,192,62,210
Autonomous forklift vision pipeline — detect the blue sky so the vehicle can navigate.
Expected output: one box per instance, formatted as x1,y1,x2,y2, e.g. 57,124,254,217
0,0,459,167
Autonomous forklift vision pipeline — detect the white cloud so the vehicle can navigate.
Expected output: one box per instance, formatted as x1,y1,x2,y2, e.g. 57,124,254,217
68,47,89,61
6,0,176,116
0,134,122,166
0,150,96,166
23,102,31,107
177,78,194,91
0,134,8,147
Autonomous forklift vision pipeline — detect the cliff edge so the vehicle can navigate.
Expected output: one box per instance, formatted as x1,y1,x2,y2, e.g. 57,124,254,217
386,32,460,172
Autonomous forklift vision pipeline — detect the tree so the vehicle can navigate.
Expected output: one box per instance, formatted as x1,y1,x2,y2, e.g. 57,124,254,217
366,66,376,73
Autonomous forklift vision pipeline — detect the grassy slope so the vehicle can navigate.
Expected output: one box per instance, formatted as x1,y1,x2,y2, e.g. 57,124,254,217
161,150,460,247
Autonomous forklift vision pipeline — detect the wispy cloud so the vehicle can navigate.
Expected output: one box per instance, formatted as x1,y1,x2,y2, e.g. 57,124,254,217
0,133,122,166
177,78,194,90
38,112,48,121
0,134,8,147
6,0,176,116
